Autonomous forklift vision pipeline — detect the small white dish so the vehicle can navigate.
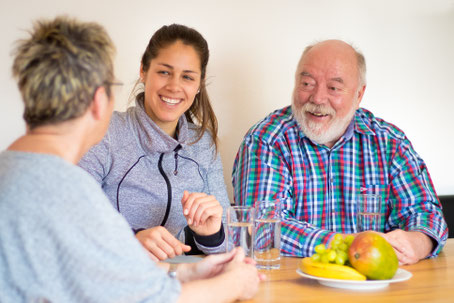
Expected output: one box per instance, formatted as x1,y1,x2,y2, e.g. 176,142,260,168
296,268,412,290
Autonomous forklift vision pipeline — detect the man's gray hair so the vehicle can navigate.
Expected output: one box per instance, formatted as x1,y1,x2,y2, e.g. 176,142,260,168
302,41,367,86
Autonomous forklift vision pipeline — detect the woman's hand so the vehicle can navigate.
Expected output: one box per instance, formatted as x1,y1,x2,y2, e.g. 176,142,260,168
135,226,191,261
177,247,236,282
181,191,223,236
176,248,265,303
219,247,265,300
179,247,265,284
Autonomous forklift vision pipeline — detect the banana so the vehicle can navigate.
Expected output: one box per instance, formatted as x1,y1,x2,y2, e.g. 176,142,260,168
299,257,367,281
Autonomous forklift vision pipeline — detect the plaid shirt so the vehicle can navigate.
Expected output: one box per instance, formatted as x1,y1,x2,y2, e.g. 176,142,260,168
232,106,448,258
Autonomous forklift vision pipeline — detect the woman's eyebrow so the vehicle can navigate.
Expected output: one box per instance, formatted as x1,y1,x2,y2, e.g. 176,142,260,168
157,63,199,74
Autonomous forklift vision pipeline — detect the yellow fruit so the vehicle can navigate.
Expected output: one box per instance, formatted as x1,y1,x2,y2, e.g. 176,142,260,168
348,232,398,280
299,257,366,281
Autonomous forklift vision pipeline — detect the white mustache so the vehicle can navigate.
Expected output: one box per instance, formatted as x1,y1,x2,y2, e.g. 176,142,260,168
302,103,335,116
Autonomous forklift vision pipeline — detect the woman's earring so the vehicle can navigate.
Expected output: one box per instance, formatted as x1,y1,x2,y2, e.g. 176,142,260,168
197,89,200,94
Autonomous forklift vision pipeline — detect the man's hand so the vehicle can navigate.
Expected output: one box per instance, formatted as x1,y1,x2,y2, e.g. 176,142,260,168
382,230,434,265
181,191,223,236
136,227,191,261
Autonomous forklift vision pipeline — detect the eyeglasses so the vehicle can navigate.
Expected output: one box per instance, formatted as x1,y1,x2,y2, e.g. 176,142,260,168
91,80,123,101
105,81,123,87
104,81,123,98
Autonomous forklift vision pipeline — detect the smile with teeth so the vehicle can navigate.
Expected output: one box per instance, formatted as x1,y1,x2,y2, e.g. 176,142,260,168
161,96,182,105
309,111,329,117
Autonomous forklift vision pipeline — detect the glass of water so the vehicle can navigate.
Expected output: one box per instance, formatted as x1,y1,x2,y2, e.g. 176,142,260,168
226,206,255,257
356,194,384,232
253,200,281,269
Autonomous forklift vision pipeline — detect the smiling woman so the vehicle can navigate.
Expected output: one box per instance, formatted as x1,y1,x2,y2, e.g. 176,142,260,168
136,24,217,147
78,24,231,262
140,40,201,137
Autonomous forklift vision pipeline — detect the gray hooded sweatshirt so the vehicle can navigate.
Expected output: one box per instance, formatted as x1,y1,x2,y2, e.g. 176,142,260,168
78,99,229,254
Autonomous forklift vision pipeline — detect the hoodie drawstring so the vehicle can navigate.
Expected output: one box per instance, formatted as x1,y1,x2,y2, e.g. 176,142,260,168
173,144,182,175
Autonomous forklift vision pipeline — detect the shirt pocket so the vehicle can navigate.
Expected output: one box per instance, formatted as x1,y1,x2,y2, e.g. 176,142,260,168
359,184,387,197
359,184,388,214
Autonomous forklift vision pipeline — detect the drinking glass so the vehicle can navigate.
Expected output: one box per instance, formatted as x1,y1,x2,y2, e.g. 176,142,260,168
356,194,383,232
226,206,255,257
253,200,281,269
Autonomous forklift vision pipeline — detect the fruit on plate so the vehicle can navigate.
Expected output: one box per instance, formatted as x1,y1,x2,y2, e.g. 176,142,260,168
311,234,354,266
348,231,398,280
299,257,366,281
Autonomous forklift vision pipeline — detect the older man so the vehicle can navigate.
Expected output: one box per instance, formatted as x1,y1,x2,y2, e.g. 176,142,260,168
232,40,448,265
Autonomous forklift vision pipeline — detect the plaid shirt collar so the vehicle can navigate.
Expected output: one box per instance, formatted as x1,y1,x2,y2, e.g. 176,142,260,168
295,109,376,149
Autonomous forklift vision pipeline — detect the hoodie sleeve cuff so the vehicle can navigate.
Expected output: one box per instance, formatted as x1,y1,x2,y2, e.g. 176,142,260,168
191,225,225,247
132,228,145,235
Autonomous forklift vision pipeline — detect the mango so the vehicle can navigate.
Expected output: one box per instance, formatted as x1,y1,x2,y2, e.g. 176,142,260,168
348,232,398,280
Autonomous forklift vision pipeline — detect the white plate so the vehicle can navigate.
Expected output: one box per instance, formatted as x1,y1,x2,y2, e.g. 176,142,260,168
296,268,412,290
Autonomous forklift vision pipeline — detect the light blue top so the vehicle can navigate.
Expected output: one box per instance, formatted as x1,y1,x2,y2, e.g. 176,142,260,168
0,151,180,303
78,99,229,254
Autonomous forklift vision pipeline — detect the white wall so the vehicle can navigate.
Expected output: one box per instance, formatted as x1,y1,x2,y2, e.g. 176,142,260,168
1,0,453,198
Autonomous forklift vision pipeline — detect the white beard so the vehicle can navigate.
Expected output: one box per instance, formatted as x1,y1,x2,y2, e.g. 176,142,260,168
292,101,357,146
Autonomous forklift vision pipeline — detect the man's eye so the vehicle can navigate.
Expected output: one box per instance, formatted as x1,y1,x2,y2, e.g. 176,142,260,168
301,82,314,90
158,71,169,75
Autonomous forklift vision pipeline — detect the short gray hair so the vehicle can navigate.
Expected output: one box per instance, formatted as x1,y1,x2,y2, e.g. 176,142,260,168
12,16,116,129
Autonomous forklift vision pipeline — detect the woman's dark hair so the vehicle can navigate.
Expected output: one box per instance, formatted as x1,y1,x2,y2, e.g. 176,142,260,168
138,24,218,150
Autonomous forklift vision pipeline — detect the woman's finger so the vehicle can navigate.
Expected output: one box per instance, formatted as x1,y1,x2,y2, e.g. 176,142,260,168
194,203,222,225
181,192,207,218
187,195,216,224
146,241,173,261
159,229,191,256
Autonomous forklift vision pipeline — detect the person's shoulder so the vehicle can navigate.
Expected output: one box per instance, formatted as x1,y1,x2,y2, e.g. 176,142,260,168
0,151,75,177
101,107,138,148
109,108,133,132
186,122,217,154
356,108,407,141
246,106,298,144
0,152,104,208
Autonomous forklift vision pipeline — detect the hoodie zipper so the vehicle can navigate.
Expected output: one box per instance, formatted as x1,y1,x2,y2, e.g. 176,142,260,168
158,153,172,227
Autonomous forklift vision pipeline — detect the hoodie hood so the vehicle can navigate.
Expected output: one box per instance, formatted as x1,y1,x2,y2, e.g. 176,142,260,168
130,98,189,154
